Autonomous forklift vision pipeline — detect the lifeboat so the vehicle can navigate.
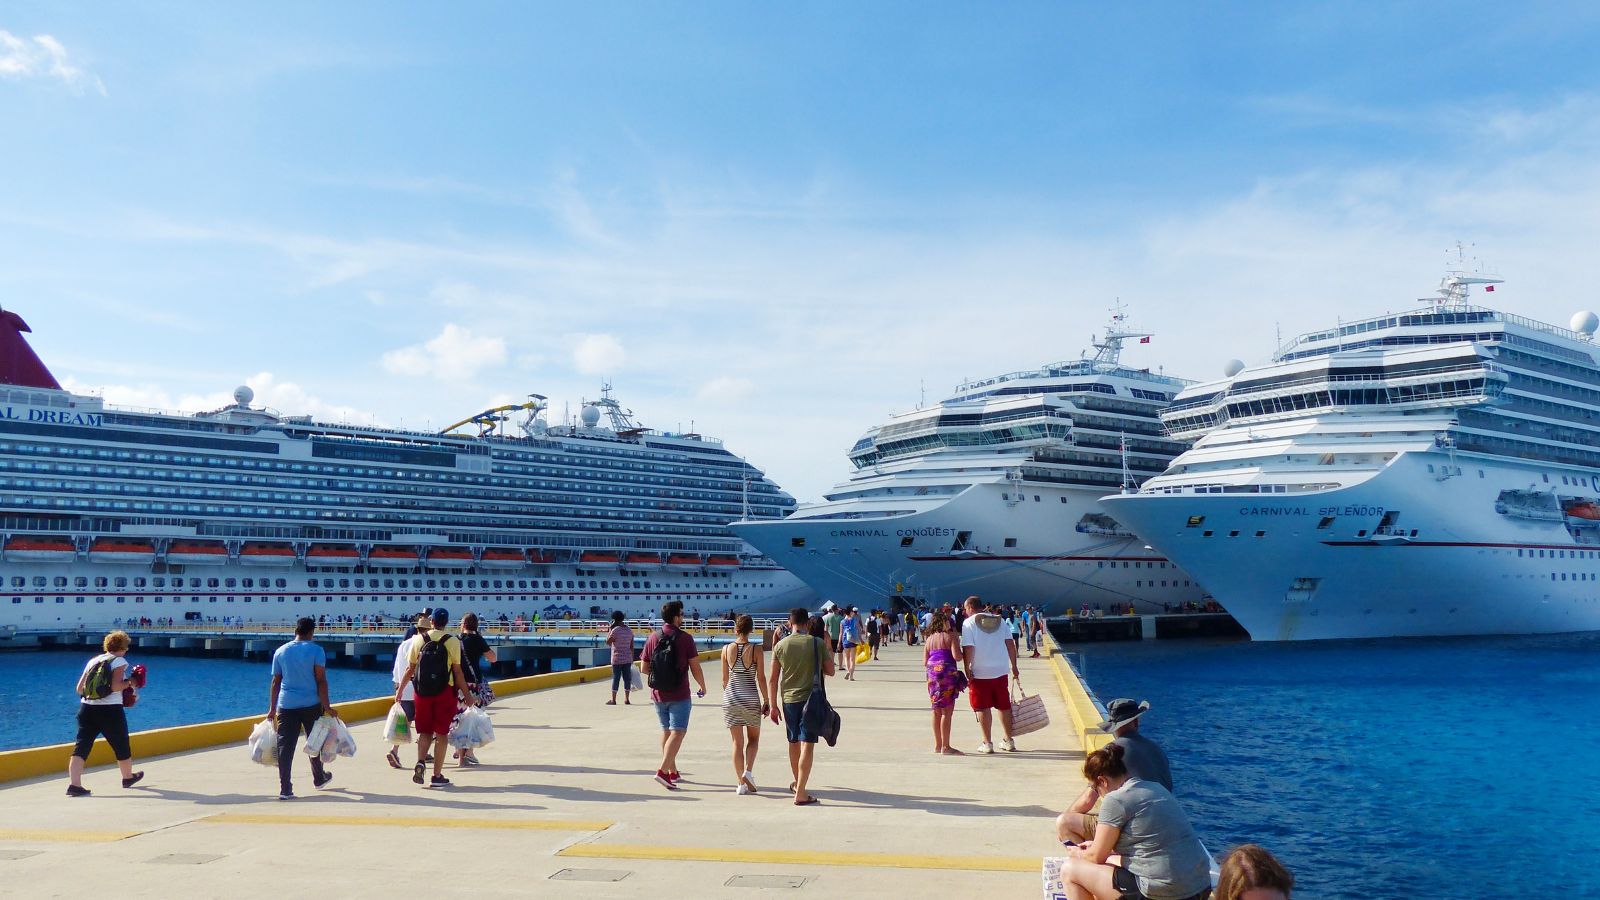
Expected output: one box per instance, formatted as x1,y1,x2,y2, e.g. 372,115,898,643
239,542,296,566
305,544,360,567
477,548,526,569
3,535,77,563
705,554,741,570
578,550,621,570
426,547,474,569
1564,500,1600,522
624,552,662,571
665,553,704,572
167,540,228,565
367,546,420,568
88,538,156,565
527,550,559,566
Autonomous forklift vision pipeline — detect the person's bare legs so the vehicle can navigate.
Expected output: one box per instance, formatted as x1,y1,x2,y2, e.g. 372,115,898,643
728,726,746,786
67,755,85,788
430,733,447,777
660,729,686,775
787,740,801,790
793,742,817,803
976,709,994,744
1062,857,1120,900
743,726,760,786
930,709,942,752
1000,707,1015,740
939,709,961,754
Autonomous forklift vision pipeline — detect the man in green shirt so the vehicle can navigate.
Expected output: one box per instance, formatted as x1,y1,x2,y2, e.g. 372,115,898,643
821,605,843,668
768,607,835,805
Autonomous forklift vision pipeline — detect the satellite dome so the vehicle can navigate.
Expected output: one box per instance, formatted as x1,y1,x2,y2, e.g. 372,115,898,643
1223,359,1246,378
580,404,602,427
1571,310,1599,337
233,385,255,407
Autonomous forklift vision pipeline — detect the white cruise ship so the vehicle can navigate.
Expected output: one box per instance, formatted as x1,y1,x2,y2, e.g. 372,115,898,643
732,317,1207,613
1104,261,1600,640
0,307,813,630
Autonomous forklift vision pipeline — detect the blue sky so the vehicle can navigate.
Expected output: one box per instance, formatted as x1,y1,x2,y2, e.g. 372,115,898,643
5,3,1600,499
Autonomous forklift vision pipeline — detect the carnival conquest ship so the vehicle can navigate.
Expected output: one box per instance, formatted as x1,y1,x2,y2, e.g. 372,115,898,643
1104,261,1600,640
0,307,813,629
732,318,1206,613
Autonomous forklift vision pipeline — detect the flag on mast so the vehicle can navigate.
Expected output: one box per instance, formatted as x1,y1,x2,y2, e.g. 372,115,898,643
1139,336,1151,344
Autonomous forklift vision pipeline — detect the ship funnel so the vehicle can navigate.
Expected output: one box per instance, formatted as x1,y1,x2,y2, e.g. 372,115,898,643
0,309,63,390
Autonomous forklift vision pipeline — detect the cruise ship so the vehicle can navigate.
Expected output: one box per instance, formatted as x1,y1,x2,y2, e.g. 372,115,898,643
732,317,1207,613
1104,262,1600,640
0,307,813,630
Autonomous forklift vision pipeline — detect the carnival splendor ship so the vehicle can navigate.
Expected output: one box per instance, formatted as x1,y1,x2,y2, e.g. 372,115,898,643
732,317,1206,613
0,308,813,629
1104,261,1600,640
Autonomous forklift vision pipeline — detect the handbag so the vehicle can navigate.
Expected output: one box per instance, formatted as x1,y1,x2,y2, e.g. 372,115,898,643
800,637,841,747
1008,675,1049,737
951,670,969,694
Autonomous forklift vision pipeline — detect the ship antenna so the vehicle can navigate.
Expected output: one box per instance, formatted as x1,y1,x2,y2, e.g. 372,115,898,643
1435,240,1503,310
1092,300,1149,372
1119,434,1136,494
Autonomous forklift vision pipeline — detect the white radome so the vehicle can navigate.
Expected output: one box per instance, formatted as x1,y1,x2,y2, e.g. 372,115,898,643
233,385,255,406
580,405,602,427
1570,310,1599,337
1223,359,1246,378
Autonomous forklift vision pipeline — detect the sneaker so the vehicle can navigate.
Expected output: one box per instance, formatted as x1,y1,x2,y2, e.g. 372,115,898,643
121,772,145,789
429,775,451,788
742,771,757,792
1001,738,1018,752
277,790,294,800
66,784,91,798
977,741,995,755
412,763,426,785
736,783,750,795
654,770,677,790
314,771,333,789
386,748,402,769
461,754,481,767
667,770,682,784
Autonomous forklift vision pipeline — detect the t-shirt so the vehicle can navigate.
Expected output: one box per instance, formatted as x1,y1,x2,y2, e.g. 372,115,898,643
78,653,128,707
641,625,696,703
772,634,825,704
392,635,420,701
408,629,463,687
460,631,491,683
919,612,933,629
1097,779,1211,900
959,612,1014,679
271,639,326,710
841,616,860,644
607,624,635,665
1116,732,1174,793
822,612,842,639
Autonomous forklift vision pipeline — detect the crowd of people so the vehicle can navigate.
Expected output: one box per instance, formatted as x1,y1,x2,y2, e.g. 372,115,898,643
66,595,1294,897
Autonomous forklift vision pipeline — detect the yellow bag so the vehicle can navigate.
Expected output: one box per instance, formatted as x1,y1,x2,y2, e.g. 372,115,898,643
855,642,871,664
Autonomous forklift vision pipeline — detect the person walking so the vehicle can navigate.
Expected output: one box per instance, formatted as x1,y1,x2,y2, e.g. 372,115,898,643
866,612,882,661
767,607,834,805
387,612,428,769
455,613,496,767
922,610,964,755
65,630,144,797
821,604,843,668
640,600,707,790
1030,607,1045,658
267,617,336,800
394,607,476,789
840,607,861,680
605,610,635,705
960,596,1020,753
720,614,770,795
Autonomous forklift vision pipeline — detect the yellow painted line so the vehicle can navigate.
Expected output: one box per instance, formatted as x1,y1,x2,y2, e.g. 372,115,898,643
0,829,142,843
203,813,613,832
558,842,1036,873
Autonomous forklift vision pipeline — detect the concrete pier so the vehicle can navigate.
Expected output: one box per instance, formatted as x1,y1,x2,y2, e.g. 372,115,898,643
0,641,1089,897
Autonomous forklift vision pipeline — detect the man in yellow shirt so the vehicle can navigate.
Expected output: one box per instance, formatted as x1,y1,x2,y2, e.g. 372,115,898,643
394,607,476,788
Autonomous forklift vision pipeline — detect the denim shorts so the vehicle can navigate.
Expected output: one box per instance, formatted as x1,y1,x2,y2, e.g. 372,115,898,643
782,700,818,744
654,698,693,732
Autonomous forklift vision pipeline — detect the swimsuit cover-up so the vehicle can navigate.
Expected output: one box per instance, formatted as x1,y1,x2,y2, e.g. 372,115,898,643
926,646,961,710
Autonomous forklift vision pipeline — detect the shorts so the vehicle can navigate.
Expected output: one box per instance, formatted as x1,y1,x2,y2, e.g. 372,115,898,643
782,701,818,743
73,703,132,761
968,675,1011,711
399,699,415,721
655,698,693,732
1111,865,1149,900
412,690,458,735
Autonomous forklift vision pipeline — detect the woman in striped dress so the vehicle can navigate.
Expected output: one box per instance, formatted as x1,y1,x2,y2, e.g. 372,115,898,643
720,615,770,795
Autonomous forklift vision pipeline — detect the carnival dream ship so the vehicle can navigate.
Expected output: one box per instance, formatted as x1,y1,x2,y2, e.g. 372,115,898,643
1104,260,1600,640
732,315,1207,613
0,307,814,630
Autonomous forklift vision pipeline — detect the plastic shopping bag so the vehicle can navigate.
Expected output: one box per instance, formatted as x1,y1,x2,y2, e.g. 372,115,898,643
855,642,871,664
1041,857,1070,900
448,707,494,749
383,702,412,745
472,708,495,748
248,718,278,766
304,715,332,757
305,715,340,763
331,717,357,758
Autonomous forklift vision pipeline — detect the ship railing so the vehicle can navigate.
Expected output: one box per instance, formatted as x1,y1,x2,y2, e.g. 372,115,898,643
97,618,795,639
1274,304,1594,358
1182,361,1503,410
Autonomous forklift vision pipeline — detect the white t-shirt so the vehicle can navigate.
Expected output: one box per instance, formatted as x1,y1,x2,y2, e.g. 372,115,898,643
393,635,421,701
79,653,128,706
960,613,1014,680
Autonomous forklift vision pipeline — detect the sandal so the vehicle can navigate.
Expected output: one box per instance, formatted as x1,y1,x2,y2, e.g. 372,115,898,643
794,797,820,806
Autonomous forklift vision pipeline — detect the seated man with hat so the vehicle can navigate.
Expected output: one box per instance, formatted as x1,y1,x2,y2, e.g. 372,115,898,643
1057,697,1173,845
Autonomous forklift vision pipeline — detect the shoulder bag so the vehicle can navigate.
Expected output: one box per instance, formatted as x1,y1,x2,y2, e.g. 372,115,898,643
799,636,841,747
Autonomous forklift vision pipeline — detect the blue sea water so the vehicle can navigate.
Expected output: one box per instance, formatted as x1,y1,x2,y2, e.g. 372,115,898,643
1066,632,1600,900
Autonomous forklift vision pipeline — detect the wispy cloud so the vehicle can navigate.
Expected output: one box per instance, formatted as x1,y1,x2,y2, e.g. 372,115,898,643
382,324,509,380
571,333,626,375
0,30,104,95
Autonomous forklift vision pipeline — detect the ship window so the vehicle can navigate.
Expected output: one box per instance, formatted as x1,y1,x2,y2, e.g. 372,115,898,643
900,537,914,548
93,576,107,588
1004,538,1018,548
1034,495,1041,502
1255,531,1265,537
1202,530,1214,537
1356,530,1367,537
74,576,88,588
308,579,319,588
1229,531,1240,537
1060,497,1068,503
1317,516,1335,530
1186,515,1205,528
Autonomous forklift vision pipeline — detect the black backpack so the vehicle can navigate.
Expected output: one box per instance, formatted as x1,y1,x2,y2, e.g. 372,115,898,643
648,630,683,692
414,633,453,697
80,654,117,700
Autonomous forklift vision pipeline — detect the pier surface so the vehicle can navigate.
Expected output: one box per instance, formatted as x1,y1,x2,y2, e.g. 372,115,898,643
0,644,1081,897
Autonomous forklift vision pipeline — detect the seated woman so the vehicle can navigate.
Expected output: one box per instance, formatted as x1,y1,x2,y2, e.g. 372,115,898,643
1214,844,1292,900
1061,743,1211,900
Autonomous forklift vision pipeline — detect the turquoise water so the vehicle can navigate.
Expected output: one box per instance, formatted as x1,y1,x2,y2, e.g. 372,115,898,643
1065,632,1600,900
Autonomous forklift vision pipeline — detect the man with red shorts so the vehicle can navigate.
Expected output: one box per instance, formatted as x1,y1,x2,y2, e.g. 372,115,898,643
394,607,475,788
960,596,1019,754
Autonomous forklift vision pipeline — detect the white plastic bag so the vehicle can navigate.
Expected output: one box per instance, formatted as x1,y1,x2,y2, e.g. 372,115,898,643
304,715,340,763
1041,857,1069,900
331,717,357,758
383,702,412,745
304,715,332,756
448,707,494,749
248,718,278,766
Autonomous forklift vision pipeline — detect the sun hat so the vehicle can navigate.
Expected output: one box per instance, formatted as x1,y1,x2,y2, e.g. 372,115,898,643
1095,698,1151,733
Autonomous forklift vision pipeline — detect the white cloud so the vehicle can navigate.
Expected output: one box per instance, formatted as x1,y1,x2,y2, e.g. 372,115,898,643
59,372,378,425
0,30,105,96
697,376,756,404
382,324,508,380
572,333,626,375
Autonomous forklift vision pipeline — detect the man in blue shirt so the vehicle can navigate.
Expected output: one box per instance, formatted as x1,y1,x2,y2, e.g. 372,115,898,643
268,617,337,799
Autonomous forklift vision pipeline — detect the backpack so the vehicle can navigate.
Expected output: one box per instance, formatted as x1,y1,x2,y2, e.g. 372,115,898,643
413,633,453,697
80,654,117,701
648,630,684,692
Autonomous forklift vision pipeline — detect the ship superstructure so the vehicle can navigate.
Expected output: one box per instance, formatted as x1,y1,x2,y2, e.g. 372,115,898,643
733,314,1206,612
0,310,813,629
1105,257,1600,639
